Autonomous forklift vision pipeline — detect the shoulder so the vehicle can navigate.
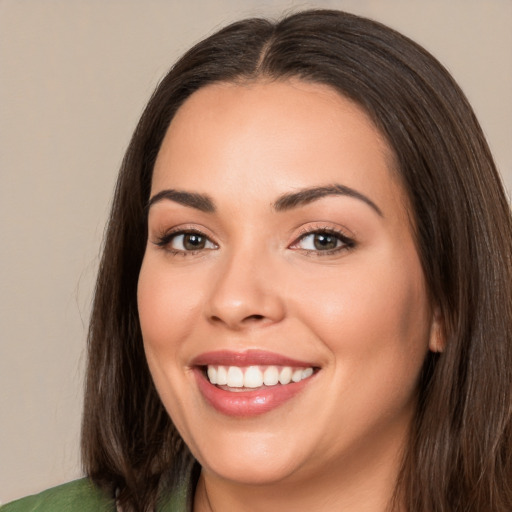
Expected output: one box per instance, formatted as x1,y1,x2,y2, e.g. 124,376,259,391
1,479,114,512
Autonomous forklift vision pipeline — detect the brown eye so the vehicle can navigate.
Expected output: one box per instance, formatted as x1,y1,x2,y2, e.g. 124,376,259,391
292,230,355,254
161,231,217,252
182,233,207,250
312,233,338,250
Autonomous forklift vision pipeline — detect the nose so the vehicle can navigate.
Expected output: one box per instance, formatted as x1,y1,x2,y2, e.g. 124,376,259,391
204,249,286,330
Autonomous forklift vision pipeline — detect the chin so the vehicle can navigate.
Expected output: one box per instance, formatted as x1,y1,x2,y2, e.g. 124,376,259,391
188,429,307,486
202,457,298,486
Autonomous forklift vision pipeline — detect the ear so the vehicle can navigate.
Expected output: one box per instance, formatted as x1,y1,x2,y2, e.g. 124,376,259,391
428,307,445,353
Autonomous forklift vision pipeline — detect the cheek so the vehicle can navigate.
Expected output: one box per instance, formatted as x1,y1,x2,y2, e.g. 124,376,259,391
289,250,431,374
137,254,203,430
137,254,203,356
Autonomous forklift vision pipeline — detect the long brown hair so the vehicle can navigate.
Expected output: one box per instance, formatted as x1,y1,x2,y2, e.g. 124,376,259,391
82,10,512,511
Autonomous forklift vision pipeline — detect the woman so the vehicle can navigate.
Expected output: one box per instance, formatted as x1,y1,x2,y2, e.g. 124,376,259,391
4,9,511,512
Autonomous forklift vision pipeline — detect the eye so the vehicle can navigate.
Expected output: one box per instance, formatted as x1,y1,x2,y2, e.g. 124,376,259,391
170,232,215,251
154,229,217,254
291,229,355,254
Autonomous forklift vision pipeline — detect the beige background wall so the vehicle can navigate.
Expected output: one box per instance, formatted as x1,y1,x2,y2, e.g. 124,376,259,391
1,0,510,503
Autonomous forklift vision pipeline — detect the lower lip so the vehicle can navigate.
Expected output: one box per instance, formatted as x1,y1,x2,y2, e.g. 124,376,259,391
194,369,314,417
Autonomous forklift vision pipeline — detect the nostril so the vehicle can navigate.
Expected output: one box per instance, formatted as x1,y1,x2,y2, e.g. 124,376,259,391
209,313,267,328
245,314,265,321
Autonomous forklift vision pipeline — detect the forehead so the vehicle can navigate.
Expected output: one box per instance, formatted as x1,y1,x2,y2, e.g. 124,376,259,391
152,79,406,220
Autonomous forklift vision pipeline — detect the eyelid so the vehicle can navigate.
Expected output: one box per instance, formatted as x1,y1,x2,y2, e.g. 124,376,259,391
289,225,356,255
152,225,218,254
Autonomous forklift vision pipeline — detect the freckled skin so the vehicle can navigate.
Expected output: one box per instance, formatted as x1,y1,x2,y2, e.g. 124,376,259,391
137,80,440,512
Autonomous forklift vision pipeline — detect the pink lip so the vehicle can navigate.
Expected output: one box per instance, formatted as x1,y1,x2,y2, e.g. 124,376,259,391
191,350,318,417
191,349,313,367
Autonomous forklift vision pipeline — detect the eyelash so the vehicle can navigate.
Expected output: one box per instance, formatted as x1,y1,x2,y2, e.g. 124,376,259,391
291,227,356,256
153,228,217,256
153,226,355,256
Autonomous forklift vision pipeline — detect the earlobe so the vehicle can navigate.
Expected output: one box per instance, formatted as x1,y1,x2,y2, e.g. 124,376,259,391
428,308,445,353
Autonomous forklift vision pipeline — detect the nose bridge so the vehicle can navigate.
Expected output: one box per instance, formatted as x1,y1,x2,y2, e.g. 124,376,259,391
205,238,285,329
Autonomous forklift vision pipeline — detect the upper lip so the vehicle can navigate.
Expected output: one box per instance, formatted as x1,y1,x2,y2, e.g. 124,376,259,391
191,349,316,368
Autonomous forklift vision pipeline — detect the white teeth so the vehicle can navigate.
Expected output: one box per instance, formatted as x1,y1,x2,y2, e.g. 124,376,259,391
226,366,244,387
207,366,217,384
263,366,279,386
278,367,292,385
217,366,227,385
291,369,303,383
206,364,314,388
244,366,263,388
302,367,314,379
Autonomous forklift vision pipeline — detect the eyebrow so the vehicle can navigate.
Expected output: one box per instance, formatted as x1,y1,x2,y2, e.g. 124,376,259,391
147,189,215,213
273,184,383,216
147,184,382,217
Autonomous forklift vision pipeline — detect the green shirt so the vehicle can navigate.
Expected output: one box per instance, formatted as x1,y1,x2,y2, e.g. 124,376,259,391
1,478,189,511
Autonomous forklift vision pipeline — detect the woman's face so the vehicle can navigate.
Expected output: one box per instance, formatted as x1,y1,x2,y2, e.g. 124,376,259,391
138,80,439,487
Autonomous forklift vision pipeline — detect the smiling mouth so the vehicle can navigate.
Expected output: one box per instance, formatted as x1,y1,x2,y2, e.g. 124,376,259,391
203,365,315,391
192,350,319,416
